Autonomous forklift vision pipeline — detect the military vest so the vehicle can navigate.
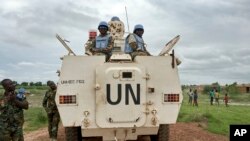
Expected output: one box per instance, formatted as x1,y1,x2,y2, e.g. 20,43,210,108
95,35,110,49
124,34,145,53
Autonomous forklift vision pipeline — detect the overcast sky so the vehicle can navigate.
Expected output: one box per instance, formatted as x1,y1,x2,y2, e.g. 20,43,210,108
0,0,250,85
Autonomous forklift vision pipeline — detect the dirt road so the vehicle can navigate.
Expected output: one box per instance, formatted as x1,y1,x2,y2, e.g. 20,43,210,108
24,122,228,141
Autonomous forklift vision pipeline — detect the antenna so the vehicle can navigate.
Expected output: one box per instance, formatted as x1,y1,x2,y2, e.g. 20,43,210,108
56,34,76,56
125,6,130,33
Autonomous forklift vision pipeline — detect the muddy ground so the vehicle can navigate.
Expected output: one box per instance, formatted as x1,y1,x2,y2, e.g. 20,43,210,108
24,122,228,141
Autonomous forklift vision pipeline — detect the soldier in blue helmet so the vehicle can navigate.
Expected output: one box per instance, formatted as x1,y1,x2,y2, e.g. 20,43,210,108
90,21,114,61
17,87,26,100
124,24,151,60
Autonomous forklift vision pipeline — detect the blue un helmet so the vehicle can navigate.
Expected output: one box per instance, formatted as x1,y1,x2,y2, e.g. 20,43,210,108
111,16,120,21
18,87,26,94
98,21,108,30
17,87,26,100
133,24,144,33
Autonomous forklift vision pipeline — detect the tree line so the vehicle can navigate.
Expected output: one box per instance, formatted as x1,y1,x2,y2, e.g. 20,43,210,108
13,81,45,86
182,82,240,96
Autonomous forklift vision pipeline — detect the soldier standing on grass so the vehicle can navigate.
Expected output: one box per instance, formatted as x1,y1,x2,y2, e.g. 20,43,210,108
0,79,29,141
187,88,193,105
209,89,215,105
223,93,229,107
193,89,198,107
43,81,60,141
215,89,220,106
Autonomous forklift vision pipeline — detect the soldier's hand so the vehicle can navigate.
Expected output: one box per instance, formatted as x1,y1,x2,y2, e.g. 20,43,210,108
101,48,108,53
146,51,151,56
7,92,16,102
136,48,143,52
92,48,99,52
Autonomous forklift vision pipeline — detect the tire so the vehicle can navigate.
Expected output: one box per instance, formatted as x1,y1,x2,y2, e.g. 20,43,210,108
82,137,102,141
150,124,169,141
137,135,151,141
65,127,82,141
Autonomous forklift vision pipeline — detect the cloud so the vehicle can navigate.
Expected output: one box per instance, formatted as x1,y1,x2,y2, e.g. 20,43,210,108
0,70,7,80
0,0,250,85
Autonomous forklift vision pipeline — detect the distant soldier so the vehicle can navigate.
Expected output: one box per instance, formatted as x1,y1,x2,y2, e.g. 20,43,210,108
209,89,215,105
124,24,151,60
223,93,229,107
43,81,60,141
90,21,114,61
187,89,193,105
0,79,29,141
193,89,198,107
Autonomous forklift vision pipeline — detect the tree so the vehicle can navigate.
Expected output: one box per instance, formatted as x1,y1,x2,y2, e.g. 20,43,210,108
203,85,212,94
13,81,19,86
35,82,43,86
211,82,221,92
226,82,240,95
21,82,29,86
29,82,34,86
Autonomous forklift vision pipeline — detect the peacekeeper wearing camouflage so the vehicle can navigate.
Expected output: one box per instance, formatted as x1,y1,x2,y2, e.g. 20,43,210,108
43,81,60,141
84,30,97,56
90,21,114,61
124,24,151,60
0,79,29,141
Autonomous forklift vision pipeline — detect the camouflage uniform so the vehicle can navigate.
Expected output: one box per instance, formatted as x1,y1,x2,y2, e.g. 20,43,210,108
84,39,94,55
126,33,150,60
89,35,114,61
0,92,25,141
15,91,27,141
42,89,60,140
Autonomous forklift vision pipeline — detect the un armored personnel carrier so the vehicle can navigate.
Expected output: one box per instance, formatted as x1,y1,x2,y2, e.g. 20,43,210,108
55,18,183,141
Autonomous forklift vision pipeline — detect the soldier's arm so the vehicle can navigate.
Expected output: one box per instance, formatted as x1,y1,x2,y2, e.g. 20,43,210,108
89,39,97,53
102,36,114,53
42,92,48,109
7,91,28,110
144,48,151,55
128,34,138,51
14,99,29,109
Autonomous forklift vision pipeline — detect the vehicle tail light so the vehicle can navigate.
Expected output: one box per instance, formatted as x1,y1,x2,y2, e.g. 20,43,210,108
164,94,179,102
59,95,76,104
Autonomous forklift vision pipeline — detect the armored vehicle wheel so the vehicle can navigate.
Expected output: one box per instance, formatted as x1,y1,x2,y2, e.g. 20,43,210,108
65,127,82,141
150,124,169,141
82,137,102,141
137,135,151,141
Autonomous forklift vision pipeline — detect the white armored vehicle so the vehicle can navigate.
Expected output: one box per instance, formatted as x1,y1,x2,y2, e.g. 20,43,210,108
56,18,183,141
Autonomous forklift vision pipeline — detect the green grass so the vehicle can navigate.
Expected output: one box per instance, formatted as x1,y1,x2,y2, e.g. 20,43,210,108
1,86,250,136
23,107,47,132
23,88,48,132
27,89,47,107
179,90,250,136
230,93,250,102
